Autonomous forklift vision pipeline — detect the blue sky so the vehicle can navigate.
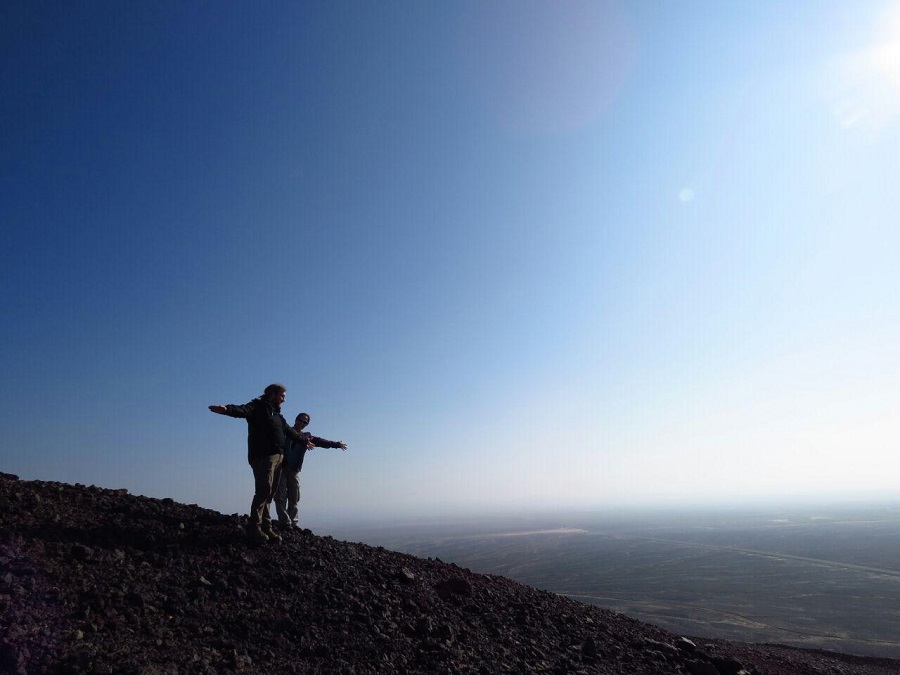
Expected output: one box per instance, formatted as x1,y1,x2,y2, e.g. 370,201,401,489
3,1,899,525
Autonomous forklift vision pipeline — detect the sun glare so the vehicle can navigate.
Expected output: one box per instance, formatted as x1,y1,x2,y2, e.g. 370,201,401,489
832,3,900,131
677,188,695,203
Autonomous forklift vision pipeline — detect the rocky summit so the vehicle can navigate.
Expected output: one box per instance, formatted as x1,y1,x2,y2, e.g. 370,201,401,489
2,473,898,675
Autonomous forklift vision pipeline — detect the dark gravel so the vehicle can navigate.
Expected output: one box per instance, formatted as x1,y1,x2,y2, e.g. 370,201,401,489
2,472,897,674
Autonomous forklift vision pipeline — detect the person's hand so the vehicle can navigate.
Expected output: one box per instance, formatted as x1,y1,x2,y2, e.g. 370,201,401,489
306,440,315,449
209,405,227,414
338,442,347,451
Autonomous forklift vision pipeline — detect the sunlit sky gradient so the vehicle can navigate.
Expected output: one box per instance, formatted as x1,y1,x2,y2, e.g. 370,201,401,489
3,1,899,525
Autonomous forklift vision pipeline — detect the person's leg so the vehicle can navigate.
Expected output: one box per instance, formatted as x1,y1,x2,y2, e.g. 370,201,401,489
274,468,290,527
260,455,283,538
285,469,300,527
248,457,274,541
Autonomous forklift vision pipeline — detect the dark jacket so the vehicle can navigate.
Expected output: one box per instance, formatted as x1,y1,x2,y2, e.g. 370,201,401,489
223,398,303,463
284,432,343,473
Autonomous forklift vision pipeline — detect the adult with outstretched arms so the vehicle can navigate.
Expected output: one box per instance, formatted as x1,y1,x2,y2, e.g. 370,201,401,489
275,412,347,533
209,383,306,543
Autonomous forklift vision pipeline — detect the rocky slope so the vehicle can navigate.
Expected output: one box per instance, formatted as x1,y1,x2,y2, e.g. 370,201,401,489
2,472,898,675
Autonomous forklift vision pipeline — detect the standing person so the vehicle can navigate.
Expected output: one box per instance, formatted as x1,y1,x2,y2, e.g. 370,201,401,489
209,383,307,543
275,412,347,532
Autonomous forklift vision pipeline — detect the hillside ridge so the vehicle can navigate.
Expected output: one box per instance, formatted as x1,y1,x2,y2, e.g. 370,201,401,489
2,472,897,674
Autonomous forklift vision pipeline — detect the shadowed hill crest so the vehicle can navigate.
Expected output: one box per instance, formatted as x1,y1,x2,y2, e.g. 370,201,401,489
2,473,898,675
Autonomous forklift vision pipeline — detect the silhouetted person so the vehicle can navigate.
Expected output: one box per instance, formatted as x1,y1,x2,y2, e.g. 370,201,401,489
209,383,306,543
275,412,347,532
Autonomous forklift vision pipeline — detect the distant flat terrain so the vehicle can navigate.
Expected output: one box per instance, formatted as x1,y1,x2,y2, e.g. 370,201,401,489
332,503,900,658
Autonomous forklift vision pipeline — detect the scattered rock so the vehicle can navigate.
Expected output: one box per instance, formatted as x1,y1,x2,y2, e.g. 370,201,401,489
70,544,92,561
687,660,721,675
434,577,472,599
679,636,699,653
711,654,748,675
1,474,897,675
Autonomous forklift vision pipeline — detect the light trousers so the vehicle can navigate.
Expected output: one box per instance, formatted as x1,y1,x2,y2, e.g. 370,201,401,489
249,454,282,528
274,467,301,526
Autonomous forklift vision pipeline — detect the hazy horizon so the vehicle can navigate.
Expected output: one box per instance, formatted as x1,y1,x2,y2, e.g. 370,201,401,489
7,469,898,531
3,1,899,520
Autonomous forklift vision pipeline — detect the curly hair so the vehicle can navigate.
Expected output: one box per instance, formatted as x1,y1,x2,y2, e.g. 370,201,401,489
263,383,287,396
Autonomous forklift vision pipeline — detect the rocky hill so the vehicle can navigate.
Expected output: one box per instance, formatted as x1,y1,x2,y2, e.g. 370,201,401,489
2,472,898,675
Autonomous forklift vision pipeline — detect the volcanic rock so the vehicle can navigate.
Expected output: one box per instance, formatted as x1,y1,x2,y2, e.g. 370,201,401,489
1,473,898,674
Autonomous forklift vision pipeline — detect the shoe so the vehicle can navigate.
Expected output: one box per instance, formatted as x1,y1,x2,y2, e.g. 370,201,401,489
262,526,282,542
247,526,269,543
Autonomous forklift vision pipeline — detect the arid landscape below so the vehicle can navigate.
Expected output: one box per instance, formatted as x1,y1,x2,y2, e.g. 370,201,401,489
3,471,900,674
332,502,900,660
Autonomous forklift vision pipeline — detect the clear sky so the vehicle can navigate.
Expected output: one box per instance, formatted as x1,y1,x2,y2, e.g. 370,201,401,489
3,1,899,526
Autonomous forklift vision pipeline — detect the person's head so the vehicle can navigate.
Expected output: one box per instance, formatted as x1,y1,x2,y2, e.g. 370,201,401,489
295,412,310,430
263,383,287,406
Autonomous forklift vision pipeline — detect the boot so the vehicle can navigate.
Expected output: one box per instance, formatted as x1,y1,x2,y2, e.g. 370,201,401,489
262,523,282,541
246,524,269,543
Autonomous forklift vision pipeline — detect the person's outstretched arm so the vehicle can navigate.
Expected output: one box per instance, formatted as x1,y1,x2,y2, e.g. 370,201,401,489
209,402,256,418
309,435,348,451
